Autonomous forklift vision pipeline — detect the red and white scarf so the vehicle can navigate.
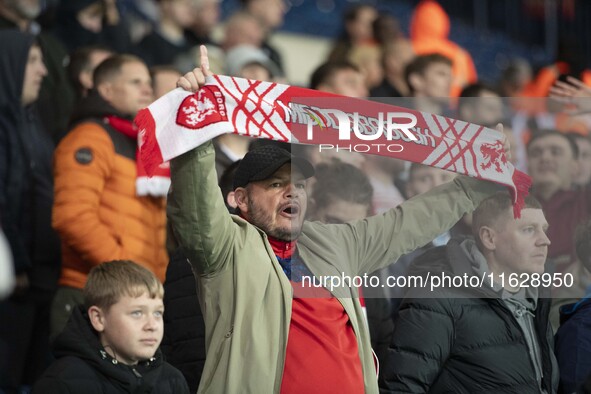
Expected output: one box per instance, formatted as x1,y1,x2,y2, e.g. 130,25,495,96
135,75,531,215
105,115,170,197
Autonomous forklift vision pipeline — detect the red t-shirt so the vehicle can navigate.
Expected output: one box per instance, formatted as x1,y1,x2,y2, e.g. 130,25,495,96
268,238,365,394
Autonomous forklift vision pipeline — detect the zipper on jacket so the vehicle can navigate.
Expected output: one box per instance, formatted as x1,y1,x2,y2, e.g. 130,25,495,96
131,367,143,386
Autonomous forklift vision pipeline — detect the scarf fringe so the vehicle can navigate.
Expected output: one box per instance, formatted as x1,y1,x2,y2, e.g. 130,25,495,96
136,176,171,197
510,170,532,218
135,108,162,176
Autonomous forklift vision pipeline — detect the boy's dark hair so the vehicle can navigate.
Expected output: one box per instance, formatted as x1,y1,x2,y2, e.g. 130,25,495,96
310,61,360,90
404,53,452,94
84,260,163,310
312,161,373,213
526,129,580,160
67,45,112,96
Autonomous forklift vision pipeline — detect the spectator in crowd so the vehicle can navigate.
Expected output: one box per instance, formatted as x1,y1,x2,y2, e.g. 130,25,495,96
222,11,264,51
362,152,406,214
135,0,197,67
67,45,114,100
527,130,591,278
0,29,62,393
409,0,477,97
527,130,591,314
150,65,182,99
498,58,533,98
305,61,369,172
310,61,368,98
328,4,378,63
241,0,286,76
50,54,168,340
370,38,415,98
405,53,453,115
33,260,189,393
169,50,503,392
185,0,220,46
372,13,402,47
53,0,132,54
224,44,280,82
555,219,591,393
382,192,558,393
457,83,505,128
173,10,262,75
347,44,383,91
571,132,591,186
0,0,75,143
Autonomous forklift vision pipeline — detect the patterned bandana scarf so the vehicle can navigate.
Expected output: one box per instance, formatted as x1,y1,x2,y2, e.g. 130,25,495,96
135,75,531,216
105,115,170,197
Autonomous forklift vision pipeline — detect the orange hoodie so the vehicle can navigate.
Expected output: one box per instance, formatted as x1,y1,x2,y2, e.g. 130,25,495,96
410,0,477,97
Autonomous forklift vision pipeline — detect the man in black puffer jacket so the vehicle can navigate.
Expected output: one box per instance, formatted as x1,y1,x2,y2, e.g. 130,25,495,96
382,192,559,393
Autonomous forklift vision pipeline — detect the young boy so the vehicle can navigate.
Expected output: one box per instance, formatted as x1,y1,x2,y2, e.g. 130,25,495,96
33,261,189,393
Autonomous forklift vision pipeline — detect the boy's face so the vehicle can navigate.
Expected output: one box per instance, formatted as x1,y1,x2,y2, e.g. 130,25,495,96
413,62,452,98
91,292,164,365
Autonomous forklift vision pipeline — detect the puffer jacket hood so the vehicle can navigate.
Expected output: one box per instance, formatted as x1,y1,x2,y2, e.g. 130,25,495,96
52,305,165,392
408,236,501,298
0,29,35,112
410,0,450,41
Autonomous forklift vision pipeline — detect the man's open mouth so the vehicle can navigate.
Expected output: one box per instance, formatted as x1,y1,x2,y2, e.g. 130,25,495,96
280,204,300,217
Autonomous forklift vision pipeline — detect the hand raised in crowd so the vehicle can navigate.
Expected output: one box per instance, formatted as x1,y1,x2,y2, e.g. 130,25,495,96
494,123,512,162
176,45,213,93
549,76,591,115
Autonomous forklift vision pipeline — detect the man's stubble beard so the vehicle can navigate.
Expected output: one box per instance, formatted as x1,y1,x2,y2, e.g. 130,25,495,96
247,199,302,242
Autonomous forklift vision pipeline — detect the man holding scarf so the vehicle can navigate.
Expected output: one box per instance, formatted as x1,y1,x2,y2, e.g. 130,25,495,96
50,54,169,340
165,47,510,393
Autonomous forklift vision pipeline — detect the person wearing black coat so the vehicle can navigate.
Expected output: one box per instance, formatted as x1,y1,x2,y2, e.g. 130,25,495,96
161,249,206,394
32,304,189,394
0,29,62,393
382,193,559,393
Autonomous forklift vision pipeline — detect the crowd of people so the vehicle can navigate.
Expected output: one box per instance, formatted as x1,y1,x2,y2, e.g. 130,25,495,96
1,0,591,393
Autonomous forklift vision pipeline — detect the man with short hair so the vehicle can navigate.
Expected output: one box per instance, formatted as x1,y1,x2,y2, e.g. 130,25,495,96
457,82,505,128
405,53,453,115
169,51,506,393
33,260,189,393
382,192,558,393
51,54,168,340
310,61,368,98
527,129,591,328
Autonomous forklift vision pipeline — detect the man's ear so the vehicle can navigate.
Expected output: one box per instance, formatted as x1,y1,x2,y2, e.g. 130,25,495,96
408,73,423,94
96,82,113,102
479,226,497,251
79,71,94,92
88,306,106,332
233,187,248,212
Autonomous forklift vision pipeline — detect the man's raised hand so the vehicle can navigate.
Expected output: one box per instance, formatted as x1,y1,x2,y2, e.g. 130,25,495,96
176,45,213,92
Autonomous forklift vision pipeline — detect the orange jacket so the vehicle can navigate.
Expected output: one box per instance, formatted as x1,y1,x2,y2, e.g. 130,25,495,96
410,0,477,97
52,121,168,288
